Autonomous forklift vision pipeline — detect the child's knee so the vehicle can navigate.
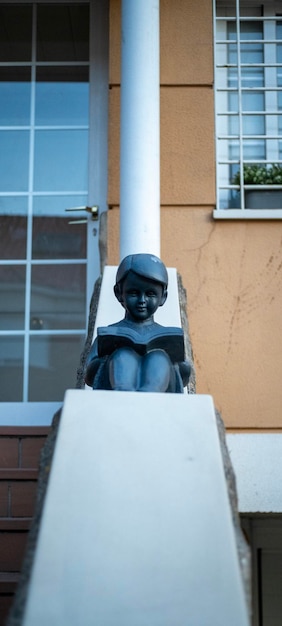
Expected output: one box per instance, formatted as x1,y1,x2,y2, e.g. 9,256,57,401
139,349,171,391
108,347,141,390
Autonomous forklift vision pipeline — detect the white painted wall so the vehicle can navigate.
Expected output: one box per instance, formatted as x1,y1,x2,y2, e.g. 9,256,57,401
227,434,282,513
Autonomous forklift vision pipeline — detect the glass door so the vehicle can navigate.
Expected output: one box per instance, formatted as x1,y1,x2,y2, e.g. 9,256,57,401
0,2,108,415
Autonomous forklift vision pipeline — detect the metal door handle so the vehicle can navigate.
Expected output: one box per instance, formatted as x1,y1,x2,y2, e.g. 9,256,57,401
65,205,99,222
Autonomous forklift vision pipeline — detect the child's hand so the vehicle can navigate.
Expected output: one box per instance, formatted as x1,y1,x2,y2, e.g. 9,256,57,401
178,360,191,387
85,356,101,386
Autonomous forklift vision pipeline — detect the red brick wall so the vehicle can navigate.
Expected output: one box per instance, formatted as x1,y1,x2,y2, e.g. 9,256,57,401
0,427,49,626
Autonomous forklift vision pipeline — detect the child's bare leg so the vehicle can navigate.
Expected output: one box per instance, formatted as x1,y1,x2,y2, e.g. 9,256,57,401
138,350,171,392
108,347,140,390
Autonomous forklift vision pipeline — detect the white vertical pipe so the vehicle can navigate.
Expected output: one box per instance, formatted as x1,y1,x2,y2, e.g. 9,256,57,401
120,0,160,260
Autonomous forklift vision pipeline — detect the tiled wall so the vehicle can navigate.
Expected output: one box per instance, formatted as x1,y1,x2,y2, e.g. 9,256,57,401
0,427,49,625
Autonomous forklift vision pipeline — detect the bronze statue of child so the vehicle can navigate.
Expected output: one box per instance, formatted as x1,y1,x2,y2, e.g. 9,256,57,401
85,254,191,392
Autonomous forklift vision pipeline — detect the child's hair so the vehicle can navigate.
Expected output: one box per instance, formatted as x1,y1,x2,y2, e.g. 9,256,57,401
115,254,168,289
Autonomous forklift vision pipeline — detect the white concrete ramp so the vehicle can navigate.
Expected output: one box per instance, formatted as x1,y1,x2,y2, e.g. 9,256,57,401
23,391,249,626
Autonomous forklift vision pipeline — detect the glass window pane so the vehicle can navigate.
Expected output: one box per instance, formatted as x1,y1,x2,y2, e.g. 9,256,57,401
30,264,86,330
0,5,32,62
277,24,282,87
217,163,230,188
228,138,266,161
0,215,27,261
37,5,89,62
228,139,240,161
35,66,89,126
241,69,264,89
240,41,263,64
242,140,266,160
218,187,240,210
33,130,88,192
33,194,88,217
229,114,239,136
0,336,24,401
279,110,282,136
0,197,28,260
229,91,238,112
0,265,26,330
277,26,282,139
0,131,29,192
242,91,264,112
228,21,263,43
228,111,265,138
243,114,265,136
228,41,238,66
28,334,84,401
0,67,31,125
32,195,87,260
32,217,87,261
228,68,238,90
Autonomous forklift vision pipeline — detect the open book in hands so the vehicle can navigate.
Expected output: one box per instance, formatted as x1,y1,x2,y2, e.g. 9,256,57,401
97,325,185,363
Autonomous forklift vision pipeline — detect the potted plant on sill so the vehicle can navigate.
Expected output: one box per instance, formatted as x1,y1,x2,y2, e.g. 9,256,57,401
232,163,282,209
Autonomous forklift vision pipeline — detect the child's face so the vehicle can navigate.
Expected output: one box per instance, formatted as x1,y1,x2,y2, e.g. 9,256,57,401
119,272,166,322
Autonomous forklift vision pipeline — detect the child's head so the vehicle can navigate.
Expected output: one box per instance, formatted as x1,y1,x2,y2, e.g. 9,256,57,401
115,254,168,288
114,254,168,321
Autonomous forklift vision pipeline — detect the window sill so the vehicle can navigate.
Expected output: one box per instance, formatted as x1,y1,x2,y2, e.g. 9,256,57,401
213,209,282,220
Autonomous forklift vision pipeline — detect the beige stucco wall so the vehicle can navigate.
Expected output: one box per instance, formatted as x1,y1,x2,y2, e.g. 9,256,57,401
107,0,282,430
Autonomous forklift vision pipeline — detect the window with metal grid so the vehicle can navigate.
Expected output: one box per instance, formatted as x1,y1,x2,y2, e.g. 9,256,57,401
213,0,282,218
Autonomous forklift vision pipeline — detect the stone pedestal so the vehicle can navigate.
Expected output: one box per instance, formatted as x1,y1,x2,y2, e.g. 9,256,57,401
23,390,249,626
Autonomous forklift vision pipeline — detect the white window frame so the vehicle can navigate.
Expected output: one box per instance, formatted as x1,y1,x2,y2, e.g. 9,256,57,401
213,0,282,219
0,0,109,424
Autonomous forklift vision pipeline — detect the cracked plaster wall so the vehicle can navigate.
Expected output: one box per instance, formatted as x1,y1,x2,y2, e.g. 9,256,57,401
107,207,282,430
